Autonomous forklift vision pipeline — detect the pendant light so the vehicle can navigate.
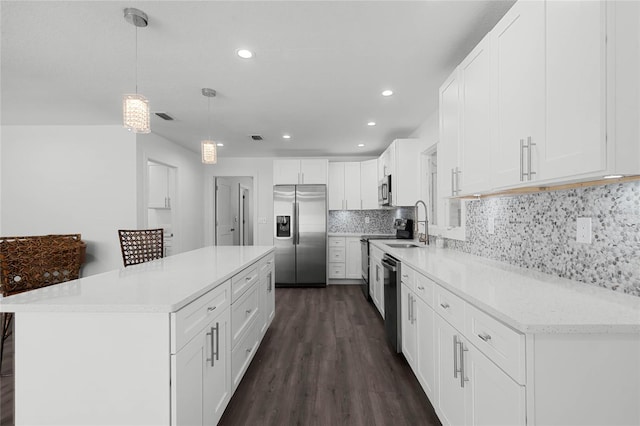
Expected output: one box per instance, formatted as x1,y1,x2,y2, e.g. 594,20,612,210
201,88,217,164
122,8,150,134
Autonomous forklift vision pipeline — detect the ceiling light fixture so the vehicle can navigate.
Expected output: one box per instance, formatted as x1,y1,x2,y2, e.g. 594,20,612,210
603,174,623,179
122,8,151,134
283,134,291,139
201,88,217,164
381,90,394,97
217,143,224,147
237,49,254,59
367,121,376,126
357,144,365,147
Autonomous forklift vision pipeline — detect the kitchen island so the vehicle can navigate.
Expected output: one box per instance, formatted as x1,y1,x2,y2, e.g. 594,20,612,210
371,241,640,426
0,245,275,426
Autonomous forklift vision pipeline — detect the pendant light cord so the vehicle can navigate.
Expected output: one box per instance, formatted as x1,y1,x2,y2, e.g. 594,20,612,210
135,26,138,94
208,96,212,140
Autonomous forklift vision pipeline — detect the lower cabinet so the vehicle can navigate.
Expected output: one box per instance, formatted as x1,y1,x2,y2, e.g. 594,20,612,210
259,254,275,338
401,283,417,369
415,296,436,401
171,307,231,426
369,248,384,317
328,236,361,280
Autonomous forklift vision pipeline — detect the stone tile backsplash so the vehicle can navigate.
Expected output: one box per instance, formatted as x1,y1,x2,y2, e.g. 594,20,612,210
443,180,640,297
328,208,415,234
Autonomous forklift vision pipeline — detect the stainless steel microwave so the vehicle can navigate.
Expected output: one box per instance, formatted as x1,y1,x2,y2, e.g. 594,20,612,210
378,175,392,206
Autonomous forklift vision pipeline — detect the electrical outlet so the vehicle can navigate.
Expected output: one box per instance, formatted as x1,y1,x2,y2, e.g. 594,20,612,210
576,217,592,243
488,217,495,235
365,216,370,224
258,217,267,225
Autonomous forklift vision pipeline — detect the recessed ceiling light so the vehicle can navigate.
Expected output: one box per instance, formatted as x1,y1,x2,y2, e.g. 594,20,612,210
357,143,365,147
217,143,224,147
237,49,254,59
381,90,393,97
367,121,376,126
283,134,291,139
603,174,623,179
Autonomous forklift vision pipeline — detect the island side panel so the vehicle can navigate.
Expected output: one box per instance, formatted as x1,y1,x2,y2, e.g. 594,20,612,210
15,311,171,425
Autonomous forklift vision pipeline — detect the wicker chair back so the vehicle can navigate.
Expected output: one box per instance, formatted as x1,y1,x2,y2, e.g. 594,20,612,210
118,229,164,267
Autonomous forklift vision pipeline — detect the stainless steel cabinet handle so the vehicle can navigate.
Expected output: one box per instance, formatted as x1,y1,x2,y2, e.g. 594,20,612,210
460,341,469,388
376,265,379,281
214,323,219,362
451,168,455,196
246,347,253,355
412,296,416,325
478,332,492,342
440,302,450,309
402,274,408,278
245,276,252,281
527,136,536,180
455,167,461,195
246,309,252,315
520,138,526,182
207,306,216,312
206,324,218,367
408,293,412,322
453,335,459,378
417,285,424,290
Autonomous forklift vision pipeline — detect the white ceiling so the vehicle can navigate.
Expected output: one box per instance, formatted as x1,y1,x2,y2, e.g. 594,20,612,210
1,1,515,158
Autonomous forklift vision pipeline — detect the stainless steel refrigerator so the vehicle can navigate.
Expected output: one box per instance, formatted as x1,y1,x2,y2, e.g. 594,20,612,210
274,185,327,287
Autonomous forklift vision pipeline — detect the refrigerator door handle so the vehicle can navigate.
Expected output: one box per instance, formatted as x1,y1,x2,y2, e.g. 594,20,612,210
294,201,300,245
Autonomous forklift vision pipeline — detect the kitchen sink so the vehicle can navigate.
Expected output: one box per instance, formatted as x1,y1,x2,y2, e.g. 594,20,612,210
385,243,422,248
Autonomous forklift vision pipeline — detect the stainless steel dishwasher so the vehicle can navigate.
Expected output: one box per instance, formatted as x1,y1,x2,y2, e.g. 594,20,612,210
382,254,402,353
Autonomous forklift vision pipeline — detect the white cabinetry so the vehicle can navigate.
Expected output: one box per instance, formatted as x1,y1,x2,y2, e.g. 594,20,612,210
401,283,417,369
328,162,361,210
459,34,492,194
379,139,425,206
148,163,172,208
369,245,384,317
273,159,328,185
360,159,378,209
328,236,361,280
259,253,275,338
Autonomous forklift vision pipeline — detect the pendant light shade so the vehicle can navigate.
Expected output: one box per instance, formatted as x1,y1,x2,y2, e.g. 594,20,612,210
122,8,150,134
201,88,218,164
201,140,217,164
123,94,150,133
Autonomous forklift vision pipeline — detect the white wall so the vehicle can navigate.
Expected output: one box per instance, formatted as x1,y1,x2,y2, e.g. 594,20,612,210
136,132,205,254
410,108,439,145
0,125,137,276
203,158,274,247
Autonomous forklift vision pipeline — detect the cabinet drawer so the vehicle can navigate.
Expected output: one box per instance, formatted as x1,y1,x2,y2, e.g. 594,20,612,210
434,285,465,332
231,283,259,349
414,273,435,308
465,303,526,384
329,263,346,279
400,266,416,292
329,247,346,263
231,316,258,391
329,237,345,247
171,280,231,354
259,253,275,276
232,264,259,302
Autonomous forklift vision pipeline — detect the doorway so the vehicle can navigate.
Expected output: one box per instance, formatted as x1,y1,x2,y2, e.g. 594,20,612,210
214,177,254,246
147,160,177,256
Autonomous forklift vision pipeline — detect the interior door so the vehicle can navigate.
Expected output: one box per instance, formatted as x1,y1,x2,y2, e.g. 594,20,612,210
216,178,235,246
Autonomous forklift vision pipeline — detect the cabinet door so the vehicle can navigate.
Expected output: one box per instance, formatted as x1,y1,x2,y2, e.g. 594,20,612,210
300,159,327,184
401,285,417,370
460,35,492,195
203,309,231,426
360,159,378,209
273,160,301,185
345,237,362,279
266,268,275,326
491,0,545,188
435,315,466,426
464,342,526,426
344,162,361,210
416,296,436,401
148,164,169,208
543,1,606,180
171,331,205,425
328,162,345,210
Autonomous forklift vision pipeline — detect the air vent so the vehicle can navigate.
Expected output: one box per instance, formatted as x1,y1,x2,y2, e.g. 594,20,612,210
154,112,174,121
250,135,264,141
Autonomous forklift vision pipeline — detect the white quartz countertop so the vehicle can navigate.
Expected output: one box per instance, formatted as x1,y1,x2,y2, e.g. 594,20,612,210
371,241,640,334
0,246,274,314
328,233,396,237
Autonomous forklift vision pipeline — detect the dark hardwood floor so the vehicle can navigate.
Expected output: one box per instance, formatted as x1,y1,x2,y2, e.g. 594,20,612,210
0,286,440,426
219,286,441,426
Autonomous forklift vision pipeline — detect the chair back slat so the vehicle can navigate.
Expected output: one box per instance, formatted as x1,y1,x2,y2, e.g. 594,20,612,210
118,229,164,267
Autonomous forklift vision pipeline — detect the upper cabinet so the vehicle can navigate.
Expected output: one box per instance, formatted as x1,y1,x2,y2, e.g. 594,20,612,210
440,0,639,196
328,162,361,210
148,163,173,209
360,159,379,210
273,159,328,185
381,139,425,207
491,0,545,189
459,34,492,194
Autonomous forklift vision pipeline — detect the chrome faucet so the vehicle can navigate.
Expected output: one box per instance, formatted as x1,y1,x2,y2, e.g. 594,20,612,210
414,200,429,245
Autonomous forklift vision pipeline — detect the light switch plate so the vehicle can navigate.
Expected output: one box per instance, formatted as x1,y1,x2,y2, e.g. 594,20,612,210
365,216,370,224
258,217,267,225
488,217,495,235
576,217,592,243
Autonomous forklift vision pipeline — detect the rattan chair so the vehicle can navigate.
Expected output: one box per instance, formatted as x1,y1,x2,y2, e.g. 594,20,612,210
0,234,86,371
118,229,164,267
